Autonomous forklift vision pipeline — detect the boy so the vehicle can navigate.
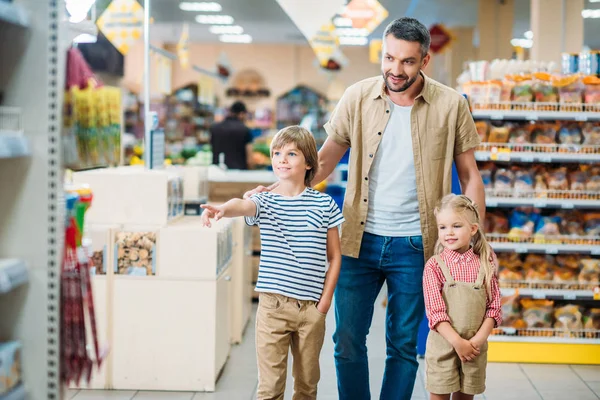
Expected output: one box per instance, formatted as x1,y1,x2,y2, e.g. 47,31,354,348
201,126,344,399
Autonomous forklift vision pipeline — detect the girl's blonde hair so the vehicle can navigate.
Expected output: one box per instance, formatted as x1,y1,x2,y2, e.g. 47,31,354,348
270,126,319,187
434,193,493,299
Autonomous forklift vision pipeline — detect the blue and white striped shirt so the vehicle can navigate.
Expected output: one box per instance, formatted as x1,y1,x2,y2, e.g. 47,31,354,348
245,188,345,301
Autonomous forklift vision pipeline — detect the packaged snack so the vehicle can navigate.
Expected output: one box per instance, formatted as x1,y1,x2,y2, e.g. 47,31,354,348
508,209,538,238
533,72,559,107
508,123,531,144
487,212,510,234
557,123,584,145
534,215,562,238
500,76,516,105
569,169,588,191
498,253,523,270
500,293,522,326
479,163,494,189
558,211,585,236
546,167,569,191
553,267,578,283
584,308,600,330
554,305,583,330
488,126,510,143
485,80,503,104
475,120,490,142
583,75,600,110
581,122,600,145
579,259,600,284
0,341,22,395
583,213,600,236
586,166,600,192
514,169,535,194
521,299,554,328
494,168,514,191
499,268,524,281
525,267,553,282
530,123,557,145
534,174,548,192
511,75,534,104
556,255,580,270
555,75,584,109
524,254,555,271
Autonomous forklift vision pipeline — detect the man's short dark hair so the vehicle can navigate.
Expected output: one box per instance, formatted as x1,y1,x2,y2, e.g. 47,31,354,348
383,17,431,58
230,101,247,115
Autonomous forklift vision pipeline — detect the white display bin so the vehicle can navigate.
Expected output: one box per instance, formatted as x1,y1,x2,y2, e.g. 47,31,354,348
111,265,232,392
157,218,233,279
168,165,209,201
229,217,253,344
73,166,184,226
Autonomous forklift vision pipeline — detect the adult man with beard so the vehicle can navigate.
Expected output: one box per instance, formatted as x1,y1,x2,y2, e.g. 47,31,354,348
245,17,485,400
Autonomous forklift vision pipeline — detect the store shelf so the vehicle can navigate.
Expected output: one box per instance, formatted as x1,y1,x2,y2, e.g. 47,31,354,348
490,327,600,344
475,143,600,163
0,383,26,400
471,101,600,121
500,287,600,301
0,1,29,28
485,189,600,209
488,233,600,254
0,259,28,294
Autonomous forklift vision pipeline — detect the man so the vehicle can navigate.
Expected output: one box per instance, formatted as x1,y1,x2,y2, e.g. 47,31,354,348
246,17,485,400
210,101,254,169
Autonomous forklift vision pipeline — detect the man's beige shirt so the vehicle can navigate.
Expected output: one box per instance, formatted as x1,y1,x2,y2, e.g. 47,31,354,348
324,74,480,261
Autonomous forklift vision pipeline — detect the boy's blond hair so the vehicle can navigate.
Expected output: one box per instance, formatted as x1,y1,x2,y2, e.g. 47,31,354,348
270,126,319,187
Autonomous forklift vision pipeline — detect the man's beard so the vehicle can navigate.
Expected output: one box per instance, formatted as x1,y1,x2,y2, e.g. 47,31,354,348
383,72,418,93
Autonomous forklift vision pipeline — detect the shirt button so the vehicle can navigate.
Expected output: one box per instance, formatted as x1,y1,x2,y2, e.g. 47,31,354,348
365,177,368,181
369,154,373,158
360,222,364,225
363,198,367,202
386,110,390,113
377,132,382,135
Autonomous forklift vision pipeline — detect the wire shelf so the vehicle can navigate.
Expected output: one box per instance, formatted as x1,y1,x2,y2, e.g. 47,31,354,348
492,327,600,340
487,233,600,246
499,280,600,292
485,188,600,201
477,142,600,155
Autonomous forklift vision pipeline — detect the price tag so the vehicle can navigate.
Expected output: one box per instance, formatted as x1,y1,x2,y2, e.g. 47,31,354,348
546,247,559,255
575,115,588,122
532,292,546,299
491,114,504,120
562,203,575,209
592,248,600,256
487,200,498,207
516,247,528,253
521,156,535,163
539,155,553,163
525,113,538,121
594,287,600,301
533,200,547,208
564,293,577,301
502,327,517,335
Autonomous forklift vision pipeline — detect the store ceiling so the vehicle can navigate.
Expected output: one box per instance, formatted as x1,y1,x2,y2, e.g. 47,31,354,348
147,0,599,49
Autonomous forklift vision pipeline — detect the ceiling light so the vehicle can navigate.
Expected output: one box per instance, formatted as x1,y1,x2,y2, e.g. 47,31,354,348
524,30,533,39
66,0,96,23
335,28,369,37
333,17,353,27
511,38,533,48
219,34,252,43
179,2,222,12
339,36,368,46
582,9,600,18
195,14,234,24
209,25,243,34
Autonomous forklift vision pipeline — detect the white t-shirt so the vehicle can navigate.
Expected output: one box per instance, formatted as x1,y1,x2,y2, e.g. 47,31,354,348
364,102,421,237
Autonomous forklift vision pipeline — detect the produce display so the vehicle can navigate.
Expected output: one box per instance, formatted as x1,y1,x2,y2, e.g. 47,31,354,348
497,253,600,289
114,231,157,276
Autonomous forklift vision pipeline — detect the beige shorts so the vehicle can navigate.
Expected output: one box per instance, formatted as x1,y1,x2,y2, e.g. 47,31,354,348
424,330,487,395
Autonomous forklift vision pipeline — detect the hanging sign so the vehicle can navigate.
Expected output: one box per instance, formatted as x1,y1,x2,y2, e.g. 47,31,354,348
429,24,452,54
342,0,388,33
369,39,382,64
96,0,144,55
177,23,190,69
309,23,339,68
276,0,345,42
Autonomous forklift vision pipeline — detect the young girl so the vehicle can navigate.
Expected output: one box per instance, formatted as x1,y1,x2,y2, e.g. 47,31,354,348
200,126,344,400
423,194,501,400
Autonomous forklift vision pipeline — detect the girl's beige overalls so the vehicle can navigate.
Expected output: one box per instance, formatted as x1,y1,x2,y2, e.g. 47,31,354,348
424,255,488,396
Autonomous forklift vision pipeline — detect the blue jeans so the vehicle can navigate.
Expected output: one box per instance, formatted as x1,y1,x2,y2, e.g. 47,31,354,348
333,232,425,400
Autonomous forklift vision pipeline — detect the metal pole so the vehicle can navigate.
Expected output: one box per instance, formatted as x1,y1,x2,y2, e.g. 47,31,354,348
144,0,151,169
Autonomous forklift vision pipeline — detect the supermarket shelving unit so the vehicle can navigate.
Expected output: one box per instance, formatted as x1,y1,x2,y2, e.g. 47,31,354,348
0,0,64,399
473,102,600,365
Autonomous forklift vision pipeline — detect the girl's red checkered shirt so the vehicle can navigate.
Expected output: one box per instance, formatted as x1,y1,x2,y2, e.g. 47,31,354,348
423,247,502,330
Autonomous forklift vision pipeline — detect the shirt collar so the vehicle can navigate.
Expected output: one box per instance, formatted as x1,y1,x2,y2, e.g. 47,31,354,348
441,247,477,264
371,72,432,104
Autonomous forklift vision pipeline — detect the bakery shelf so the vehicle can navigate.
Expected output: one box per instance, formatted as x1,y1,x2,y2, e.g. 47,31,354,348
0,383,26,400
0,1,29,28
500,287,600,301
471,101,600,121
485,189,600,209
488,233,600,254
475,142,600,163
0,259,28,294
490,327,600,344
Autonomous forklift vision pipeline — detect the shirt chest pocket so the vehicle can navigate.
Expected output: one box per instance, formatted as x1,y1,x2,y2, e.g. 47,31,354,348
428,127,450,160
306,209,324,229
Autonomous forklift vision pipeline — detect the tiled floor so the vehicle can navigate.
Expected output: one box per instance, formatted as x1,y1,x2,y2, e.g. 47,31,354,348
68,292,600,400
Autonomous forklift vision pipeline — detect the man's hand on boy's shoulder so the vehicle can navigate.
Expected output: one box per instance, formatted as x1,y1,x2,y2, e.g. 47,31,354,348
243,182,279,199
200,204,224,227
